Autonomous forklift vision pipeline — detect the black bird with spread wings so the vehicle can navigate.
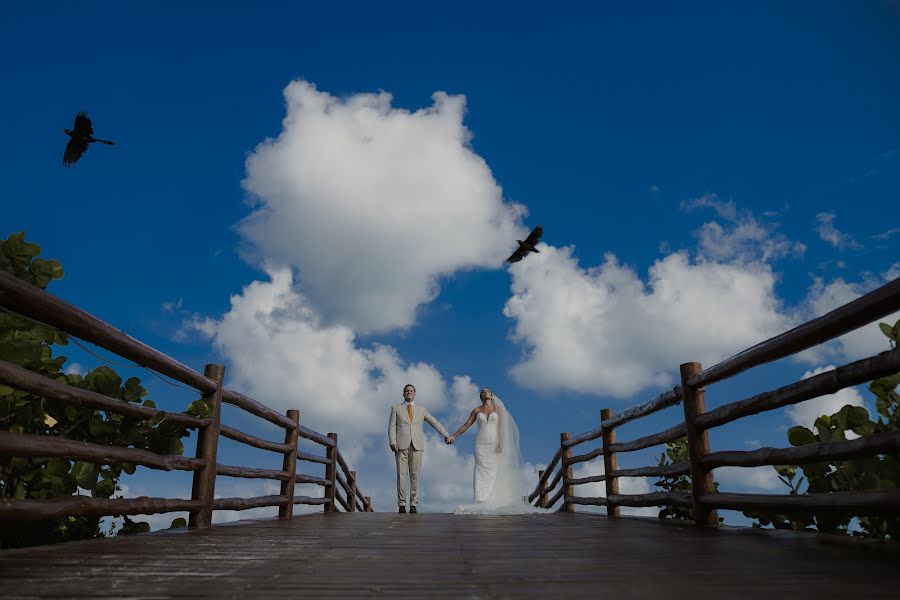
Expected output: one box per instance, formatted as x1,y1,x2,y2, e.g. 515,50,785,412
63,111,115,166
506,224,543,263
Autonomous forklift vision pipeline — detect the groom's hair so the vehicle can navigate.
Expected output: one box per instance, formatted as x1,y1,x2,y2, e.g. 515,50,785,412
403,384,415,392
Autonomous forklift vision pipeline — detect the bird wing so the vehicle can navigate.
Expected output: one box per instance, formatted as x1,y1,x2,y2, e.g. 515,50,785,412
506,245,526,263
525,224,544,246
63,138,88,166
73,111,93,136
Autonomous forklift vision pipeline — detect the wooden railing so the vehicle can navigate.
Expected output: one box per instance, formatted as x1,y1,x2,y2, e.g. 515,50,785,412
528,276,900,525
0,269,373,527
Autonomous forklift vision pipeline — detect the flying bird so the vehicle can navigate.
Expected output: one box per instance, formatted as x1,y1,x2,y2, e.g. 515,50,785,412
63,111,115,166
506,224,543,263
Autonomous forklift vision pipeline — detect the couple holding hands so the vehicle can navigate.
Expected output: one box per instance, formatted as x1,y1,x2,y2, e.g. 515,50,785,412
388,384,544,515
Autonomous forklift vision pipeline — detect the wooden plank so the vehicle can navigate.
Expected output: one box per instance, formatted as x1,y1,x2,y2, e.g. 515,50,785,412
0,430,204,472
0,496,200,520
213,495,290,511
696,349,900,431
566,473,606,486
0,359,208,429
565,446,603,465
216,465,292,481
220,425,291,454
690,277,900,387
608,492,693,507
324,433,337,512
611,462,690,478
601,386,683,430
701,431,900,469
221,389,296,430
298,424,335,447
1,513,899,597
700,489,900,513
297,450,330,465
293,496,328,505
296,473,331,486
608,422,686,453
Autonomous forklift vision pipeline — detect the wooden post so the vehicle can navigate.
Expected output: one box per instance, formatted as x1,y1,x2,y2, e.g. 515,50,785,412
278,409,300,518
324,433,337,513
188,364,225,528
680,362,719,528
348,470,357,512
364,495,372,512
561,432,575,513
538,469,549,508
601,408,620,518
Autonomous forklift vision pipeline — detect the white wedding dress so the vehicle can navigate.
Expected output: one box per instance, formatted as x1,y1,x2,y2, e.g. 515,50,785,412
454,397,548,515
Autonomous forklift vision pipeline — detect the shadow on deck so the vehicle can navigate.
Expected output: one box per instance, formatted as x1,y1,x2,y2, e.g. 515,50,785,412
2,513,899,598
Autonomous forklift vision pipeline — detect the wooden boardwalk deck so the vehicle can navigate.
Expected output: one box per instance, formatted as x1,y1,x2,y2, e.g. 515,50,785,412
2,513,898,598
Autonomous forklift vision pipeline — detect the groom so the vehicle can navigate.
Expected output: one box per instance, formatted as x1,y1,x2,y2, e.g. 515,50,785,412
389,384,453,513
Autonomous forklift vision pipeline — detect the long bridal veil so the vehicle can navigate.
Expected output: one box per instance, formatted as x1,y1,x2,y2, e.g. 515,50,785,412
454,396,549,515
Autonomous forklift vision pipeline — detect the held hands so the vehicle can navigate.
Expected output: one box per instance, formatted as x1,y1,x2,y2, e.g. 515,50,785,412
445,436,455,445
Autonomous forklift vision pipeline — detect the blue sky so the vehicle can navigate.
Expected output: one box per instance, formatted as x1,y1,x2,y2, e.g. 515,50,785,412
3,1,899,524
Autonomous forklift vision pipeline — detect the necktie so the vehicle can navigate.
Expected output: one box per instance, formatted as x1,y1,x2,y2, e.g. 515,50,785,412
407,404,413,421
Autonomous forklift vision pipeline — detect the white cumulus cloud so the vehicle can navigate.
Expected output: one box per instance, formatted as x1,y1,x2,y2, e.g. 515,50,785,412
503,246,791,397
239,80,527,334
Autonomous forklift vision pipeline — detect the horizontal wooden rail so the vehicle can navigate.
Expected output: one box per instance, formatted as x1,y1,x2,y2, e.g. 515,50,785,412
336,450,351,477
0,360,209,429
563,426,604,448
0,430,204,472
216,465,292,481
296,450,330,465
701,431,900,470
603,387,683,430
0,271,300,432
608,422,686,453
0,496,201,521
527,448,562,501
695,349,900,431
297,424,335,447
296,473,331,486
700,489,900,514
336,471,352,497
567,491,694,508
566,473,606,485
213,495,290,511
565,446,603,466
219,425,291,454
293,496,329,505
220,389,296,431
690,276,900,388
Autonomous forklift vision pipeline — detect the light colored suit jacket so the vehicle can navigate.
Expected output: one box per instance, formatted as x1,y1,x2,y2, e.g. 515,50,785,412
389,402,449,451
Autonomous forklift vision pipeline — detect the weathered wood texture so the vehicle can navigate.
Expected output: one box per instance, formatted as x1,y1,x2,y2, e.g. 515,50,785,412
528,448,562,502
0,271,296,431
680,362,718,528
609,422,686,453
0,496,200,520
702,431,900,469
690,276,900,387
601,408,620,518
296,450,330,465
561,433,574,512
324,433,338,512
2,514,898,598
602,386,683,430
0,359,208,429
295,473,331,487
213,495,289,511
219,425,290,454
216,465,292,481
279,410,300,518
188,364,224,529
565,446,603,465
696,349,900,431
0,430,204,472
701,489,900,514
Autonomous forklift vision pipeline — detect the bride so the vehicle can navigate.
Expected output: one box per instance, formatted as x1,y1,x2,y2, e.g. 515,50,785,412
448,387,547,514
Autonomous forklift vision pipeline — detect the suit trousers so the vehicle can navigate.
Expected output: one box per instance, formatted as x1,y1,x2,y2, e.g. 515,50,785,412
395,444,423,506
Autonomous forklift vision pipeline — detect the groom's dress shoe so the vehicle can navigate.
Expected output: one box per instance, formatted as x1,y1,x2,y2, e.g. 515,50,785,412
398,506,406,513
410,506,418,513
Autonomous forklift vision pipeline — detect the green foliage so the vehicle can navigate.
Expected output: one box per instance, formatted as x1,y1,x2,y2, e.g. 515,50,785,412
653,437,723,523
744,318,900,539
0,232,194,548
